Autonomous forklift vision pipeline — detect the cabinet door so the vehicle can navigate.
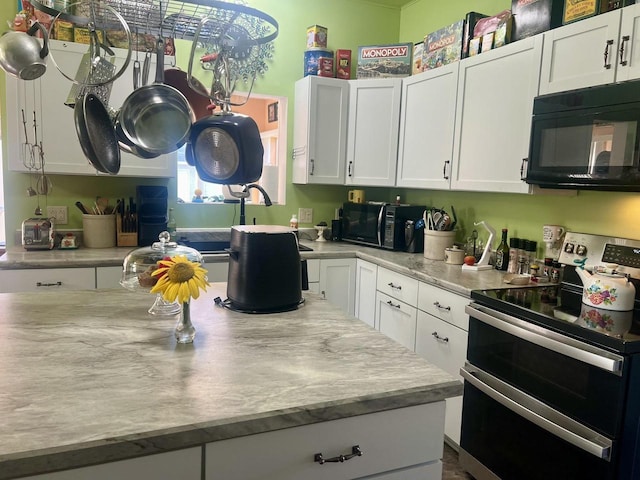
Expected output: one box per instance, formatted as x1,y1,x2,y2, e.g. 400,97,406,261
6,40,176,177
22,447,201,480
355,259,377,327
415,310,467,446
396,63,459,189
96,266,123,289
319,258,356,315
615,4,640,82
375,291,417,351
346,79,401,186
0,268,95,293
292,76,348,185
539,9,621,94
452,36,542,193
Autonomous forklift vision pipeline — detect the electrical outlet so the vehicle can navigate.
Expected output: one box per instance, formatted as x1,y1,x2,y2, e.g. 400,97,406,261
298,208,313,224
47,206,68,224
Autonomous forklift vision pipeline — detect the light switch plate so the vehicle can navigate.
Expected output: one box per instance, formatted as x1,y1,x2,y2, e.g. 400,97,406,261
298,208,313,224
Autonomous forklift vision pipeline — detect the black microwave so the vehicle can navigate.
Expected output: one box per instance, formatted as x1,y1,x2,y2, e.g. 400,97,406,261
526,80,640,191
341,202,426,251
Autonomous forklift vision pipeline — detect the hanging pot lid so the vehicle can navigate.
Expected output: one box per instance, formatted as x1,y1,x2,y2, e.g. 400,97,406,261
190,112,263,185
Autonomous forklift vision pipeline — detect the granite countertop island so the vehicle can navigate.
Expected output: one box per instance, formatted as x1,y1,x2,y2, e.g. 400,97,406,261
0,283,461,479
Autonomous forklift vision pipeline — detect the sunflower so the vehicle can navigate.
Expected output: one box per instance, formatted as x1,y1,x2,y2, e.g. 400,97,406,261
150,255,209,304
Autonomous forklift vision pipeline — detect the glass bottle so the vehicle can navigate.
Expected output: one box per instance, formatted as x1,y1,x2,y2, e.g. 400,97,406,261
495,228,509,271
290,214,299,238
526,240,537,274
507,237,519,274
517,239,528,274
167,207,177,242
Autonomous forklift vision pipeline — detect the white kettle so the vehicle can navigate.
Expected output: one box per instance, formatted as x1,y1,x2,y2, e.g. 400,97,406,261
0,22,49,80
576,265,636,312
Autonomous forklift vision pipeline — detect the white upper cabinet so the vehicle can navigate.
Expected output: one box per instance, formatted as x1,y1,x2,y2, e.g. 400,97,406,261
292,76,349,185
451,35,543,193
6,40,176,177
396,63,459,189
540,5,640,94
345,78,402,187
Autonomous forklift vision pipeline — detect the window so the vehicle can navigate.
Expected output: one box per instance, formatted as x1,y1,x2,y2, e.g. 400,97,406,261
177,93,287,205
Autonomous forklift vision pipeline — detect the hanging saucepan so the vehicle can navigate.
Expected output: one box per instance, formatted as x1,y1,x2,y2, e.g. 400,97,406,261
114,113,159,159
164,67,213,121
0,22,49,80
118,36,193,155
190,111,264,184
74,93,121,174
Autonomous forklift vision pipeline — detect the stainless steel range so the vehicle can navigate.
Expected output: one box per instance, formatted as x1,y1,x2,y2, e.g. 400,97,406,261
460,232,640,480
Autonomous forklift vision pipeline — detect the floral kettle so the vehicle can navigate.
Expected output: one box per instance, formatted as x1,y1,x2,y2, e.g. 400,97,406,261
577,265,636,312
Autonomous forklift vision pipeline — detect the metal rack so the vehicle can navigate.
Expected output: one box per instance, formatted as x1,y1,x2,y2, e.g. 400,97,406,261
31,0,278,44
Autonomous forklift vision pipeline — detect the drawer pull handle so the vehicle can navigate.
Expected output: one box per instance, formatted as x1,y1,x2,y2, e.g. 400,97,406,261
387,300,401,309
36,281,62,287
432,331,449,343
433,301,451,311
388,282,402,290
604,39,614,69
315,445,363,465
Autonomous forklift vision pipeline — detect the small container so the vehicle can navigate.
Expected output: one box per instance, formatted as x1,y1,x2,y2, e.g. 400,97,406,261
551,261,562,283
444,246,466,265
304,48,333,77
507,237,519,274
543,257,554,278
60,232,77,249
318,56,334,77
336,49,352,79
307,25,328,49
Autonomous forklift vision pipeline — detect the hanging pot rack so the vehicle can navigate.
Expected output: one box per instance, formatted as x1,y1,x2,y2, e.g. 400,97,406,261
30,0,278,45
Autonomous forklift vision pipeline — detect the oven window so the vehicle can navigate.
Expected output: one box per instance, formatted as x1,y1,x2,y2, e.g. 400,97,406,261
461,382,615,480
467,318,626,436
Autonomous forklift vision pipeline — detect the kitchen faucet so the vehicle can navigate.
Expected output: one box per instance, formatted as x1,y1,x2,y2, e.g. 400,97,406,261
225,183,272,225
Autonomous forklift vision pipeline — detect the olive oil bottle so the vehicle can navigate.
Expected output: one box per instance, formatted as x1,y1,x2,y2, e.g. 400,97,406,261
495,228,509,271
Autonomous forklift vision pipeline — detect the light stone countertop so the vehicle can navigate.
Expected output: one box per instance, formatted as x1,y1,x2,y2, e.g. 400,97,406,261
0,284,460,479
0,240,510,296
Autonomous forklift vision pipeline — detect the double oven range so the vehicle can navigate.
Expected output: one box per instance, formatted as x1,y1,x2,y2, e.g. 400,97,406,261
460,232,640,480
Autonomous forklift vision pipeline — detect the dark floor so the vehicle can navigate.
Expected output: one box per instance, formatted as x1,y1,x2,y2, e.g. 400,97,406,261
443,443,474,479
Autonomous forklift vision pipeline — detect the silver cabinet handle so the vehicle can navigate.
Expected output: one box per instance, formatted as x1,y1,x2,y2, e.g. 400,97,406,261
386,300,401,309
315,445,363,464
310,158,315,175
520,158,528,180
620,35,630,66
466,303,623,374
461,364,612,460
388,282,402,290
348,160,353,177
36,281,62,287
432,331,449,342
604,39,614,69
433,301,450,311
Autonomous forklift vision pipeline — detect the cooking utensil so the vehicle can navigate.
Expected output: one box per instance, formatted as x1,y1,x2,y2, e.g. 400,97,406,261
74,93,121,174
75,201,89,214
164,67,213,120
142,51,151,85
0,21,48,80
118,36,193,155
450,205,458,230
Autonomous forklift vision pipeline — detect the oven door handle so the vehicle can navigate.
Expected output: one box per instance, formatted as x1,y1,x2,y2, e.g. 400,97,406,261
466,304,624,375
461,364,613,461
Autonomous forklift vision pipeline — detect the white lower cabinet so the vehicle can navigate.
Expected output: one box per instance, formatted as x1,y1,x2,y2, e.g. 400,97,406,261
415,282,470,447
318,258,356,316
22,447,201,480
0,267,95,293
96,266,123,289
375,291,417,351
354,259,377,327
205,402,445,480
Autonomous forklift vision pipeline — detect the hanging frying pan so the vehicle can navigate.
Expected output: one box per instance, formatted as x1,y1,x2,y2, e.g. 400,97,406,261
74,93,121,174
190,112,263,185
164,67,213,121
118,36,193,155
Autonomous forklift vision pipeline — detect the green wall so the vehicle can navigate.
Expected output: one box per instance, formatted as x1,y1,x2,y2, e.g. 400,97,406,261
3,0,640,254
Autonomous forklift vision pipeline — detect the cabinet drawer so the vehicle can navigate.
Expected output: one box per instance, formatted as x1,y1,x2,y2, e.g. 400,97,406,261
376,267,418,306
415,310,468,380
417,282,469,331
376,291,417,351
205,402,445,480
0,268,95,293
